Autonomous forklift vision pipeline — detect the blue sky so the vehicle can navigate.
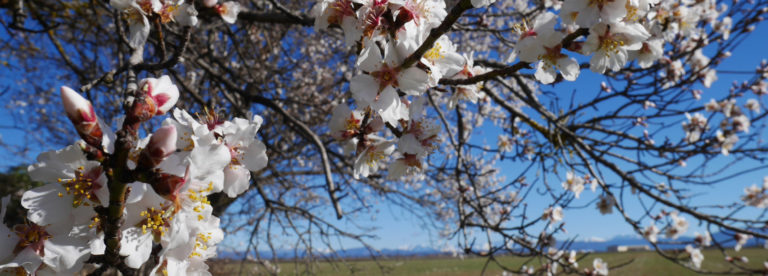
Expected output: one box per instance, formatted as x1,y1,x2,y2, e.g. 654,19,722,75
1,18,767,255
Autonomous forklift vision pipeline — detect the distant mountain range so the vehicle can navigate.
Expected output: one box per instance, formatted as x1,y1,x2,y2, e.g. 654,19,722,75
218,230,766,260
573,230,765,251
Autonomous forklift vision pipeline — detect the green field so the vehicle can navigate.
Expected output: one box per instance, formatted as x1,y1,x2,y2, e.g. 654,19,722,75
209,248,767,275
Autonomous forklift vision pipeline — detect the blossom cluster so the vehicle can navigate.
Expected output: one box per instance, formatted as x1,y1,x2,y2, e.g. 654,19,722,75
638,189,765,269
111,0,241,63
501,248,608,275
0,76,267,275
678,95,759,155
316,0,491,180
511,0,733,86
742,176,768,208
0,0,756,274
641,212,710,269
315,0,739,182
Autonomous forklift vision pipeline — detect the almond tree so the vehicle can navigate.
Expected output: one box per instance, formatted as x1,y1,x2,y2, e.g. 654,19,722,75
0,0,767,275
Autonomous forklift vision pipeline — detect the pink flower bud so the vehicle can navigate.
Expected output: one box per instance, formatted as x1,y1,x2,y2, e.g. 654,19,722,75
61,86,103,148
61,86,95,123
149,125,177,158
138,75,179,115
138,125,177,170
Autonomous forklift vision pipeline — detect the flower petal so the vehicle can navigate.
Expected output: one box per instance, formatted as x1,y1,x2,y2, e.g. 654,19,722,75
223,165,251,197
350,74,379,107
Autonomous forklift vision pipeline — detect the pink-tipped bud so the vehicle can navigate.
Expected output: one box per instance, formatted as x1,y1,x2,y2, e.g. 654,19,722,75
128,76,180,124
61,86,103,148
139,75,179,116
137,125,177,170
61,86,94,122
148,125,177,157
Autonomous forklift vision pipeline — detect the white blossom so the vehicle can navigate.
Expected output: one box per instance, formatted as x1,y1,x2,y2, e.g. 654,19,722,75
542,206,564,223
665,212,688,239
562,171,585,198
682,113,708,144
643,224,659,243
593,258,609,275
686,245,704,269
562,0,627,27
584,22,650,73
217,2,241,24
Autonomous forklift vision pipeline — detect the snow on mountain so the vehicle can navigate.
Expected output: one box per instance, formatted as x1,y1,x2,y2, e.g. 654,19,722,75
217,231,766,260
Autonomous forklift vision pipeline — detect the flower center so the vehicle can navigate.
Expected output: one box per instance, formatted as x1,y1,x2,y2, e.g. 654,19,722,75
189,232,214,258
159,4,178,24
424,43,444,61
371,64,400,91
345,116,360,131
197,107,226,131
138,0,154,14
138,205,173,241
598,33,624,56
363,2,389,37
187,182,214,221
328,0,356,25
13,223,51,256
403,0,430,23
624,2,640,22
57,166,102,207
365,148,386,167
538,45,565,67
342,114,361,139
